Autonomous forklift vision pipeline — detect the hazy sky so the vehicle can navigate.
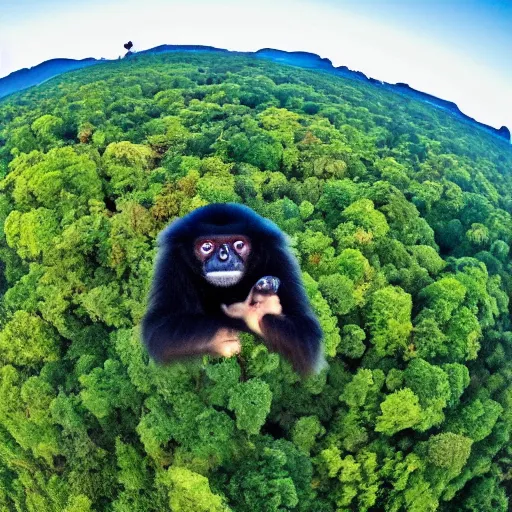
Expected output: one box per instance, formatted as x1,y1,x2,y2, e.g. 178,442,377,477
1,0,511,131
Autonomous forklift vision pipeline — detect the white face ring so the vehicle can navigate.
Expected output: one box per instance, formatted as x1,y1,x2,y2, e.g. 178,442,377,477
205,270,243,287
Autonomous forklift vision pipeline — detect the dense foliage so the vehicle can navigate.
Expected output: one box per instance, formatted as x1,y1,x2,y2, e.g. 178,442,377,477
0,52,511,511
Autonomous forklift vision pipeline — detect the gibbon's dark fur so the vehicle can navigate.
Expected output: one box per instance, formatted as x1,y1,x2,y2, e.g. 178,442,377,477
142,203,324,375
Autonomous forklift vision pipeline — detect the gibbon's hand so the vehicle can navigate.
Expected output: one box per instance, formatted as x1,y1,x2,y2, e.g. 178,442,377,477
221,284,283,336
208,328,241,357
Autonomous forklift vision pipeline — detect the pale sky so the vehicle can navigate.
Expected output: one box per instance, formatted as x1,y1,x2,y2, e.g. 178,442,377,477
1,0,511,132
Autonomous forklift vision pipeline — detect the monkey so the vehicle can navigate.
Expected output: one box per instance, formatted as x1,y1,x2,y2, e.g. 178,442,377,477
141,203,326,375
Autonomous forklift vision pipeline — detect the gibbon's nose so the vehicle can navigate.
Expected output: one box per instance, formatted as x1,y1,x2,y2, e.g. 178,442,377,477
219,244,229,261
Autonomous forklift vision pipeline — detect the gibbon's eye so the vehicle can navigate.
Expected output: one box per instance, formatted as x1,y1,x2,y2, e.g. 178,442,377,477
234,240,245,252
201,241,214,254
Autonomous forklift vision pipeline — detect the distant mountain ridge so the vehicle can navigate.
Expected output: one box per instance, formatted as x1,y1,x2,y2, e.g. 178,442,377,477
0,58,101,99
1,45,510,143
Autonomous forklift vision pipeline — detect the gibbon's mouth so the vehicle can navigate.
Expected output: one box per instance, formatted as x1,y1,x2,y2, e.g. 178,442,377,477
205,271,243,287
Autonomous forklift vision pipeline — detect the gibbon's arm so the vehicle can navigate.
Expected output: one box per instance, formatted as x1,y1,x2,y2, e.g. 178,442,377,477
261,245,325,375
259,311,325,375
222,295,324,375
222,272,325,375
142,309,248,361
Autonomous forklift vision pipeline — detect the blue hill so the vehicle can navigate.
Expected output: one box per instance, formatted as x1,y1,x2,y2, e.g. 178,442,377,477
0,58,102,99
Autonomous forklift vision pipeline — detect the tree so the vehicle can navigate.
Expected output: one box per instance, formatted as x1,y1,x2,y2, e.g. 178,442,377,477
337,248,372,285
316,179,362,228
375,389,422,435
318,274,356,316
31,114,64,148
79,359,140,419
4,208,59,261
460,476,509,512
427,432,472,475
0,311,60,367
342,199,390,240
291,416,325,454
161,467,230,512
228,379,272,436
227,438,313,511
419,277,466,324
339,324,366,359
367,286,413,357
413,312,448,360
408,245,445,276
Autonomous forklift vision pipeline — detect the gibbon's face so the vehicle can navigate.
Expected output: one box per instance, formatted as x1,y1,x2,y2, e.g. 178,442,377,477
194,235,251,287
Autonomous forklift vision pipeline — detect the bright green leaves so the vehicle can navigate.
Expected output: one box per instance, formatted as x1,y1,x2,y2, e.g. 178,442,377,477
318,273,356,316
258,106,301,132
194,409,236,464
367,286,413,357
403,359,451,430
316,449,379,510
102,141,154,196
413,313,449,360
340,369,375,409
78,283,130,328
4,208,59,261
5,147,103,214
63,495,94,512
413,264,500,362
145,115,190,154
375,388,422,435
408,245,445,276
0,311,60,367
228,379,272,436
343,198,390,239
466,222,490,247
115,439,148,492
419,277,466,324
195,157,239,203
302,273,341,357
31,114,64,149
317,445,343,478
409,180,443,213
317,179,362,227
334,198,390,249
337,248,372,285
205,358,242,407
0,367,60,464
444,307,481,361
447,396,503,442
136,395,177,462
295,229,336,277
442,363,470,405
336,452,379,510
376,157,410,189
336,369,384,451
376,360,469,437
160,467,230,512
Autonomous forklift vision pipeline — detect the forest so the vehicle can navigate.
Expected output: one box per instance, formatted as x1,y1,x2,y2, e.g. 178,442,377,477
0,51,511,511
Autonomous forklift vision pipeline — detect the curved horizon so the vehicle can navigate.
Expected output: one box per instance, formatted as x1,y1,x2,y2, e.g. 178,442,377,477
0,0,510,130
